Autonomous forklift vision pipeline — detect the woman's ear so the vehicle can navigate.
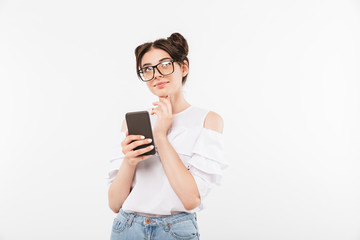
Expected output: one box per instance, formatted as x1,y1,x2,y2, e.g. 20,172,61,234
181,60,189,77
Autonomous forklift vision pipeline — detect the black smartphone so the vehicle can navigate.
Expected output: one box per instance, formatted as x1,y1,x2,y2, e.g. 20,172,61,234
125,110,156,156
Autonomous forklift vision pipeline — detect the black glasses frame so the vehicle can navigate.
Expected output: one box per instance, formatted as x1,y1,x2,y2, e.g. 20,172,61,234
138,60,177,82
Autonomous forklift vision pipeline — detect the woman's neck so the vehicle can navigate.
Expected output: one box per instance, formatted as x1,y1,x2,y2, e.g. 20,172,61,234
168,92,190,115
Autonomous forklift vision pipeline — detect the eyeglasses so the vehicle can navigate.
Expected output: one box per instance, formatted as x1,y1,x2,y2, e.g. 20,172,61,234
138,60,176,82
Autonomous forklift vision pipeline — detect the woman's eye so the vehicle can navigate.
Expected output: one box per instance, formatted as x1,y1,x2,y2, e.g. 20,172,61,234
144,67,153,72
161,62,171,67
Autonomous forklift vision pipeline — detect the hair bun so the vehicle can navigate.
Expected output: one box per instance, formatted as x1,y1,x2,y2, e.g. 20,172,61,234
167,32,188,57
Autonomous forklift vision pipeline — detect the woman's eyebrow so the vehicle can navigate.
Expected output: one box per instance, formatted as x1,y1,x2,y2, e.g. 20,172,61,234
158,57,171,62
142,58,171,67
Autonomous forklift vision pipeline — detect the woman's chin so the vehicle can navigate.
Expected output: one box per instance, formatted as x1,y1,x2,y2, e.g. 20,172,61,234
153,90,170,97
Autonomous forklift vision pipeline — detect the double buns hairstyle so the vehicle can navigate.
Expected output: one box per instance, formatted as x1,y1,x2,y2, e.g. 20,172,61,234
135,33,190,85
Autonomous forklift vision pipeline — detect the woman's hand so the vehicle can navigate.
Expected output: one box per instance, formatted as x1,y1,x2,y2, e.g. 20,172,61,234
151,95,173,139
121,131,154,166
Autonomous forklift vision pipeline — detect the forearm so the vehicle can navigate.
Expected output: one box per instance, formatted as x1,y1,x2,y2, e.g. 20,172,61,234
108,159,136,213
155,135,201,210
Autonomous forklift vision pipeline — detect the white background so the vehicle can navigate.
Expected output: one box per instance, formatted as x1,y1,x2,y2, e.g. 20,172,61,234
0,0,359,239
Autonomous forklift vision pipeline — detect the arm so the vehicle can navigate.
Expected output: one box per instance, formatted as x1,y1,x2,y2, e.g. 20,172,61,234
154,111,224,211
155,135,201,210
108,119,153,213
108,157,136,213
108,119,135,213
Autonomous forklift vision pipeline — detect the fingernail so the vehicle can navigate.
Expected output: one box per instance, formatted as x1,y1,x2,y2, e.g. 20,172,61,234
140,136,145,139
147,139,152,142
149,145,154,149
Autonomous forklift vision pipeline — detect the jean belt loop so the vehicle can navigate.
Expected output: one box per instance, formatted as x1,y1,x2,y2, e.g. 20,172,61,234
127,213,135,227
163,218,170,232
194,212,197,221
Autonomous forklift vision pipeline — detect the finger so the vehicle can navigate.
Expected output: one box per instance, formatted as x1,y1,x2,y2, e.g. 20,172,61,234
152,102,162,111
160,95,170,99
150,109,155,115
122,136,145,154
153,98,168,106
151,106,160,115
158,97,167,103
126,131,129,136
122,135,145,146
159,95,170,106
158,97,171,114
157,98,169,110
128,139,153,151
124,142,149,157
133,145,154,156
127,145,152,159
152,101,164,108
151,104,164,115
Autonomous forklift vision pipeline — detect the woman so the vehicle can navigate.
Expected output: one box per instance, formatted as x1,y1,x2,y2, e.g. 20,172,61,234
107,33,228,240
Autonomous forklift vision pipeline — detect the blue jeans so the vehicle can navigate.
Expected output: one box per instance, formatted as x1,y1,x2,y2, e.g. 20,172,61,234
110,208,200,240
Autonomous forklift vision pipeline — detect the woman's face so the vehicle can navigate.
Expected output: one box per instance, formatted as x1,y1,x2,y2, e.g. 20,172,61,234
141,48,188,97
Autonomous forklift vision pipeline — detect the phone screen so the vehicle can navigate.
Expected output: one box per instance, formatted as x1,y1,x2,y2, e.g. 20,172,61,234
125,110,156,156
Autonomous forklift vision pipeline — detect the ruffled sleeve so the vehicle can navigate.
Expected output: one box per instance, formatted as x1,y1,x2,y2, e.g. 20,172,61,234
105,131,126,187
187,128,229,201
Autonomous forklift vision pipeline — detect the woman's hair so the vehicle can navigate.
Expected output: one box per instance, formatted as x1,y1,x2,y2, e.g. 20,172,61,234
135,32,189,85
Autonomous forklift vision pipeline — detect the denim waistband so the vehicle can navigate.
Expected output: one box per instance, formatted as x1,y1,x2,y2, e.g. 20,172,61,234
118,208,197,227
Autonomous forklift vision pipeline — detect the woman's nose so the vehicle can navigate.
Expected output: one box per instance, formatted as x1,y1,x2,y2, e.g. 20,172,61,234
153,67,162,79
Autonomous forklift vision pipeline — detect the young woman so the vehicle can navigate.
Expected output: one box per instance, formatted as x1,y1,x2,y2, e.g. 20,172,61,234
107,33,228,240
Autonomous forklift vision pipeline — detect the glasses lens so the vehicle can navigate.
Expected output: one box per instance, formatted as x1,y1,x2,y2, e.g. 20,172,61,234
140,67,154,81
157,61,174,76
139,61,174,81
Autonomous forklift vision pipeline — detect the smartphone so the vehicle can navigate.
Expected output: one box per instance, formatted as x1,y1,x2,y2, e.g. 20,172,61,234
125,110,156,156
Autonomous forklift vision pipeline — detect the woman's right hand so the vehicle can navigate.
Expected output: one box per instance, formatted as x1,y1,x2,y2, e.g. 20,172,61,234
121,131,154,166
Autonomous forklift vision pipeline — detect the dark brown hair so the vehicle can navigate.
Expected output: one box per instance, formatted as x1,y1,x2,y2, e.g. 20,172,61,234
135,32,189,85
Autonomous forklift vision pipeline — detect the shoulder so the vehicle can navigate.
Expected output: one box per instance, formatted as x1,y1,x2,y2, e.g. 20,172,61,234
203,111,224,134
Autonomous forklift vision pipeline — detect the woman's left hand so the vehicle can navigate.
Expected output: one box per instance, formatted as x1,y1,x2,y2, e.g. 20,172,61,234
151,95,173,139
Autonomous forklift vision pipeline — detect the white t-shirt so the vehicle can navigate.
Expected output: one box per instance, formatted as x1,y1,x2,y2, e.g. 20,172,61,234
106,105,229,216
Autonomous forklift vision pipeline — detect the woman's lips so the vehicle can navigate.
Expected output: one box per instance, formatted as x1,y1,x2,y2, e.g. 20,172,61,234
155,82,169,88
